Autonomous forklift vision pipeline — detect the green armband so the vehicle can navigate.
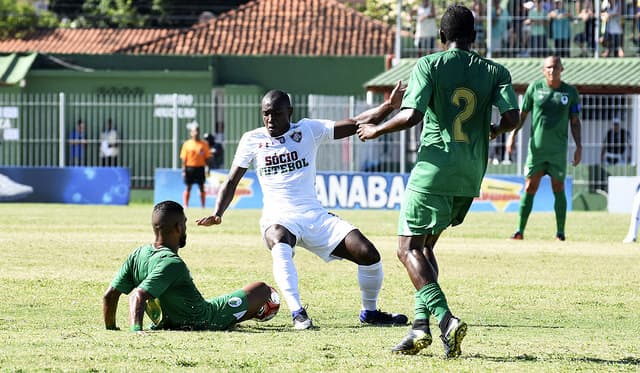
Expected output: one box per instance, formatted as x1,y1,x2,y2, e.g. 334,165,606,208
130,324,142,332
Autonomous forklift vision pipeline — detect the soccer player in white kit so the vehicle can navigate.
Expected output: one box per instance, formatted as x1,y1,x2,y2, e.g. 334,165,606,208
623,184,640,244
197,84,409,330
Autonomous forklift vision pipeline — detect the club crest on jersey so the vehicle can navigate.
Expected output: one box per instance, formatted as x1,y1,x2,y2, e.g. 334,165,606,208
290,131,302,142
275,136,286,144
560,95,569,105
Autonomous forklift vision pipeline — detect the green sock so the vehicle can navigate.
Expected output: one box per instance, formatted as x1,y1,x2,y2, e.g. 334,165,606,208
414,291,429,321
518,193,535,233
554,190,567,234
417,282,450,323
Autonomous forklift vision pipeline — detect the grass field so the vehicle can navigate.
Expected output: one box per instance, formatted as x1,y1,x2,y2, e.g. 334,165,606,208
0,203,639,372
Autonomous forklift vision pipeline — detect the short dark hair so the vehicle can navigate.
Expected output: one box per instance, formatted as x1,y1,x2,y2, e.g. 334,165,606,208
262,90,291,108
440,5,475,44
152,200,184,235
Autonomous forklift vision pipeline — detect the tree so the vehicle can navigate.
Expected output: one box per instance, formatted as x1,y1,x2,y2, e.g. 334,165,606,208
0,0,58,39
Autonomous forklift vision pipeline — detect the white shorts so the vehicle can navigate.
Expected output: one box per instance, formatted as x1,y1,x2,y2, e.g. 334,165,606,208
260,208,356,262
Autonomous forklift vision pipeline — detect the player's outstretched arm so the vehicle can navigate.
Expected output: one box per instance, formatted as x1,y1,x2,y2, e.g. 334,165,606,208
196,165,248,226
129,288,152,333
357,108,424,141
333,81,406,139
103,286,122,330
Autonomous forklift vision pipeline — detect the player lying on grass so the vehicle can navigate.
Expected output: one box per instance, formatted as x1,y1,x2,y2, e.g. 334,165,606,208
103,200,274,332
196,83,409,330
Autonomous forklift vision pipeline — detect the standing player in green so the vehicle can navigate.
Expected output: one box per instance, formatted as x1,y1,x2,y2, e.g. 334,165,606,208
506,56,582,241
357,5,519,358
103,200,275,332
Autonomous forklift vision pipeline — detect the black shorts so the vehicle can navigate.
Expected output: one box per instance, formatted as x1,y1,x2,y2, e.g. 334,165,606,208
184,166,206,186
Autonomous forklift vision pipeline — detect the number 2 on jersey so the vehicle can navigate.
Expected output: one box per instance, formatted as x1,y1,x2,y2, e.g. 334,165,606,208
451,88,477,143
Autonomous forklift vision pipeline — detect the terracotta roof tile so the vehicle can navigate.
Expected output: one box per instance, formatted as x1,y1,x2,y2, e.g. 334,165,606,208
0,0,394,56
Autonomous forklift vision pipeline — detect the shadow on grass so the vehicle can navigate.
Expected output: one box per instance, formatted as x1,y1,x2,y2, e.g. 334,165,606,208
465,353,640,366
472,323,563,329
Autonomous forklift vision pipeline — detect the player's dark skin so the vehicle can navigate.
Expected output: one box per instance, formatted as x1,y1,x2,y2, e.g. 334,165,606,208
196,83,406,265
357,32,519,290
103,208,270,332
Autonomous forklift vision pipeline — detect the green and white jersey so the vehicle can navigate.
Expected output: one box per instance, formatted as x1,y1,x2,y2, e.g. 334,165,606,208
522,78,580,166
111,244,216,330
402,48,519,197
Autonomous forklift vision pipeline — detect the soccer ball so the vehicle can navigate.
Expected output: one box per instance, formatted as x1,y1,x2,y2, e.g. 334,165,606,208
254,286,280,322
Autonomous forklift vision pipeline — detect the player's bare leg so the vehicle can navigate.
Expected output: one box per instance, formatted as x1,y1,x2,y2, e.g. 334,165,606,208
332,230,408,326
393,234,466,357
237,281,273,321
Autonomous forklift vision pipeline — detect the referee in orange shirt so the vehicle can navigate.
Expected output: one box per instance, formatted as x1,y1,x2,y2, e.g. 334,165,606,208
180,125,211,208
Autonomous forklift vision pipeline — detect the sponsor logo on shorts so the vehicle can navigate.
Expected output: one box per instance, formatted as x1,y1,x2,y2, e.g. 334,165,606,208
228,297,243,307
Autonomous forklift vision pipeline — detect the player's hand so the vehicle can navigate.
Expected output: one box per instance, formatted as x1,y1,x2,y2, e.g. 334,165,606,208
505,133,515,154
356,123,379,141
196,215,222,226
573,146,582,166
388,81,406,110
489,123,499,140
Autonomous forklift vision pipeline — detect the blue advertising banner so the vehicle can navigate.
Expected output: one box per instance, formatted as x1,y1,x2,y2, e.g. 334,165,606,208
0,167,130,205
154,169,571,212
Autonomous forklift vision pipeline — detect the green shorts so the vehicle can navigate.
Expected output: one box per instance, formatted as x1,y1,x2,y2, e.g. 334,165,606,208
525,160,567,182
207,289,249,330
398,189,473,236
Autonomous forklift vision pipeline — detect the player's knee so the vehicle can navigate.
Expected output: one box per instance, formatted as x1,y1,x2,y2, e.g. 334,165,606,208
396,246,410,263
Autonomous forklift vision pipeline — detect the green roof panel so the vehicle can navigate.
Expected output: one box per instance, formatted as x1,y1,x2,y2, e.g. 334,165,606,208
365,57,640,94
0,53,37,86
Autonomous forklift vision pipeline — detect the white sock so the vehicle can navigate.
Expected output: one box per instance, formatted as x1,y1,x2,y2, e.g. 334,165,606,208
358,261,383,311
627,190,640,239
271,243,302,313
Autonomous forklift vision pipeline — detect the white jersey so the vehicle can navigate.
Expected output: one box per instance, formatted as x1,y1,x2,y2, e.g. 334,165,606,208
233,118,334,213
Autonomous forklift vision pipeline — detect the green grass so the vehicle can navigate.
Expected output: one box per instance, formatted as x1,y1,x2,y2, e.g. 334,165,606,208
0,204,638,372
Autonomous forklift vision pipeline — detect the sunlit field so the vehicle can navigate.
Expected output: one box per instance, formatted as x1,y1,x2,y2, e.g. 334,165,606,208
0,204,638,372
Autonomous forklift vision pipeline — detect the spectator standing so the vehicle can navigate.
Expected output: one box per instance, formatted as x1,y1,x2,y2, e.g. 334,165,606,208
204,132,224,170
601,0,624,57
180,124,210,208
492,0,512,57
601,117,631,165
68,119,87,166
526,0,550,56
414,0,438,55
472,0,487,53
574,0,596,56
549,0,572,57
99,118,119,167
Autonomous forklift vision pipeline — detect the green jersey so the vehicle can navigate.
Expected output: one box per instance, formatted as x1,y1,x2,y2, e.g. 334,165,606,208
402,48,519,197
522,78,580,166
111,244,217,330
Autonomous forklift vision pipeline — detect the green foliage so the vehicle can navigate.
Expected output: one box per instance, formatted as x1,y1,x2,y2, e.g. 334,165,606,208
0,0,59,39
0,204,638,371
80,0,146,28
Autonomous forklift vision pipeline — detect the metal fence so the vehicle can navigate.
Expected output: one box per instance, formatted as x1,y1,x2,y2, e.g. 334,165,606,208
0,92,638,199
401,0,640,59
